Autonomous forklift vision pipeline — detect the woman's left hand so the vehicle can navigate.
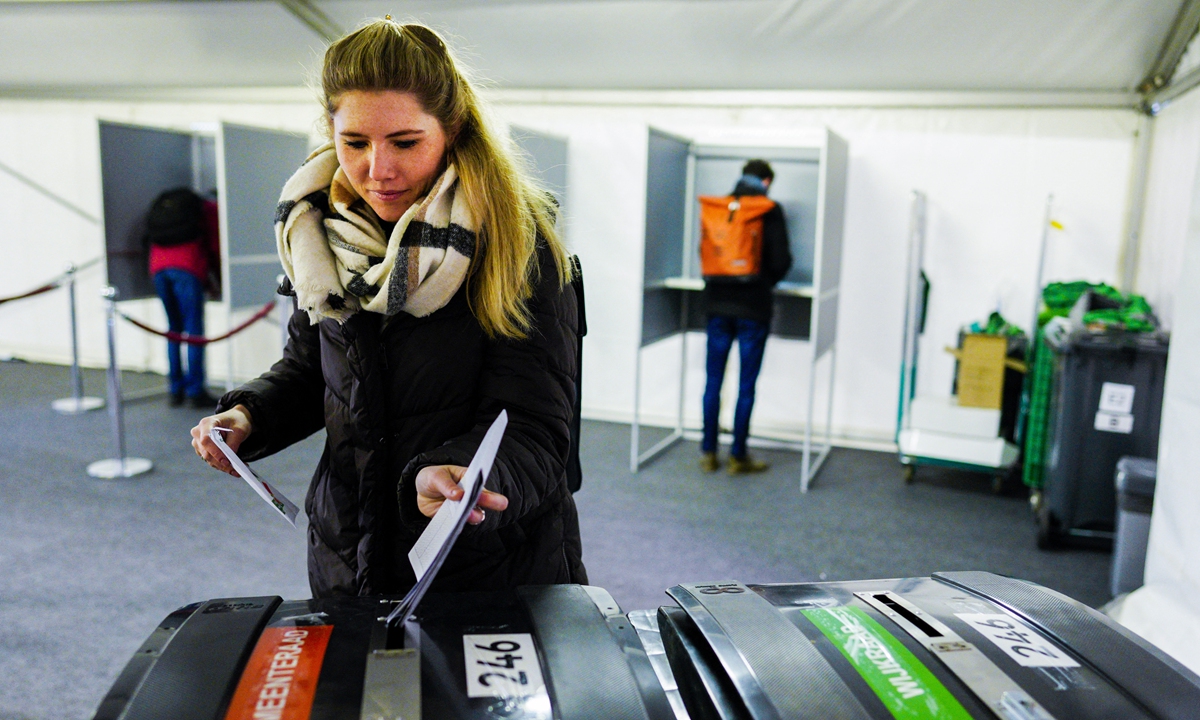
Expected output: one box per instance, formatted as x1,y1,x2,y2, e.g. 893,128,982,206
415,464,509,524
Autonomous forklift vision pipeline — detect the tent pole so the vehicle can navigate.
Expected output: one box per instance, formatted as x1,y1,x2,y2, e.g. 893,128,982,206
1118,116,1155,294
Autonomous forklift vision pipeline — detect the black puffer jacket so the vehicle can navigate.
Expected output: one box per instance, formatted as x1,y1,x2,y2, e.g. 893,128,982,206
217,245,586,598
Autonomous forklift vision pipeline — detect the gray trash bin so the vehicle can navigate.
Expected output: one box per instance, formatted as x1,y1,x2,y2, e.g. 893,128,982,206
1112,455,1157,597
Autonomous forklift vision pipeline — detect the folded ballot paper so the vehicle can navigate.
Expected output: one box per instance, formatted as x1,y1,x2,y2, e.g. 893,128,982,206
209,427,301,527
387,410,508,624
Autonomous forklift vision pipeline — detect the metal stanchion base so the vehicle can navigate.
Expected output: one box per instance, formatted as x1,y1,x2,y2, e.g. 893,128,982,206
51,396,104,414
87,457,153,479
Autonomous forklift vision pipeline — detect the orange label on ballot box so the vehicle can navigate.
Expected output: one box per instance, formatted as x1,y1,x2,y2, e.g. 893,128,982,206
224,625,333,720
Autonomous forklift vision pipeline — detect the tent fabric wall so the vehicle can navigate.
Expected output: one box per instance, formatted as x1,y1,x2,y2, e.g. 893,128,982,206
1136,88,1200,328
0,99,320,385
498,101,1138,444
0,97,1138,445
1112,86,1200,675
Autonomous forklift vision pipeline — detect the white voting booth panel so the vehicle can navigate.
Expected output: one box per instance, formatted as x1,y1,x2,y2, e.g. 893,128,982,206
631,126,847,490
216,122,309,386
93,120,307,477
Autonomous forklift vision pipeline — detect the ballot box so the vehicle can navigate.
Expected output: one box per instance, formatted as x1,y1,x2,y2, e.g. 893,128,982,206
93,584,677,720
657,571,1200,720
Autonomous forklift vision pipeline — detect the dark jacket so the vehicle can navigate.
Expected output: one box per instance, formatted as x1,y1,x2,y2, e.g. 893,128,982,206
217,245,586,598
702,179,792,324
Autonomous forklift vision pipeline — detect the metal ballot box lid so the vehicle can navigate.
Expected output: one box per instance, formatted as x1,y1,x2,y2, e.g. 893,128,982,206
93,585,677,720
658,572,1200,720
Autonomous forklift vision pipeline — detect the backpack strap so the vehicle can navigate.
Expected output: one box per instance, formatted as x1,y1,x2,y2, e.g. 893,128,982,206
566,255,586,494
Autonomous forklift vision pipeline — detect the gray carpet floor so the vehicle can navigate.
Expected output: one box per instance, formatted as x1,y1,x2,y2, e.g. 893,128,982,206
0,361,1112,720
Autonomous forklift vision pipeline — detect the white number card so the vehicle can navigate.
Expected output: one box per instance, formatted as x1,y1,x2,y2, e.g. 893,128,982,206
463,633,546,699
956,613,1079,668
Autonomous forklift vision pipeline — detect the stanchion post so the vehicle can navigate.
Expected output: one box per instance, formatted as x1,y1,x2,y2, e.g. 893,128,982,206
52,263,103,414
87,286,153,479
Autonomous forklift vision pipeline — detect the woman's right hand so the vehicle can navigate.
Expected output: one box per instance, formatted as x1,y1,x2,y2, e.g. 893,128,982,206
190,404,253,476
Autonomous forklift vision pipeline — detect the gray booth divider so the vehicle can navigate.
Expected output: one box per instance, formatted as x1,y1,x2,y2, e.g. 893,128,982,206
511,124,569,213
99,122,209,303
217,122,309,312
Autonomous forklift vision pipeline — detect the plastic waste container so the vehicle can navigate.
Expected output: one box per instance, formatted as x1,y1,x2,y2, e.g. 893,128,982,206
1112,456,1157,597
1037,329,1168,548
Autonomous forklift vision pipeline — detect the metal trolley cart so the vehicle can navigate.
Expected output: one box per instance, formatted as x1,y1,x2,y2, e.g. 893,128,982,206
895,192,1023,493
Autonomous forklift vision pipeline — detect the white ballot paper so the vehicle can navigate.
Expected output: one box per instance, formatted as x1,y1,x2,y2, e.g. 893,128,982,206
386,410,508,625
409,410,508,580
209,427,300,527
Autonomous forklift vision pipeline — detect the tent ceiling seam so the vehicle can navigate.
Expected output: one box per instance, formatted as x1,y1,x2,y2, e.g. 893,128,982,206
276,0,340,43
1139,0,1200,103
0,86,1143,110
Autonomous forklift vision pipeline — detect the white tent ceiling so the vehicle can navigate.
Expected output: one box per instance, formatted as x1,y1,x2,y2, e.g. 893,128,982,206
0,0,1189,97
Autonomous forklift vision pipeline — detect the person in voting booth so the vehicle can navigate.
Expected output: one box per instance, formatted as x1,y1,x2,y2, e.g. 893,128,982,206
698,160,792,474
146,187,221,409
189,19,585,598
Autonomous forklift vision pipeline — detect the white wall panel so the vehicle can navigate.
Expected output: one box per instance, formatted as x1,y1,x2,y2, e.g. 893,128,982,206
0,99,321,388
1136,90,1200,329
499,103,1138,443
0,98,1138,445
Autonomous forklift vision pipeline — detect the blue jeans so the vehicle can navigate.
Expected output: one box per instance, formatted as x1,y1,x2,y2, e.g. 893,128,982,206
702,316,769,458
153,269,207,397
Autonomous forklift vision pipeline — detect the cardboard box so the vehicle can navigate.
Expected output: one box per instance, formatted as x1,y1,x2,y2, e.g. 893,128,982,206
951,334,1008,410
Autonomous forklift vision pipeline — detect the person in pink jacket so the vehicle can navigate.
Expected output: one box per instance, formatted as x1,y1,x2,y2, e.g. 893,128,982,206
146,188,220,408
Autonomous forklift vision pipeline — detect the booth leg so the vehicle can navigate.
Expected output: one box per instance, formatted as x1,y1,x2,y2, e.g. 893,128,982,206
52,266,103,414
87,287,152,479
802,350,817,492
630,345,642,473
226,312,236,391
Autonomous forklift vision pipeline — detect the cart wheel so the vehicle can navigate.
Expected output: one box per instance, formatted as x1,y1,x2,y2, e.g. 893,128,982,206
991,474,1005,495
1029,490,1043,514
1036,507,1059,550
902,464,915,484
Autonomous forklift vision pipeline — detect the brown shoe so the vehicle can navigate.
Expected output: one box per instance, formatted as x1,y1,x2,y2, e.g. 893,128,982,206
699,452,719,472
728,454,769,474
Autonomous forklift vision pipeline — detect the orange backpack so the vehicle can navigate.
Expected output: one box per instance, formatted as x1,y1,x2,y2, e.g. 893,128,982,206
698,195,775,278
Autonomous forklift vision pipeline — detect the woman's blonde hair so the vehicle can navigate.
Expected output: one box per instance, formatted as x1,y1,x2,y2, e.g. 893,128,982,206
321,19,571,338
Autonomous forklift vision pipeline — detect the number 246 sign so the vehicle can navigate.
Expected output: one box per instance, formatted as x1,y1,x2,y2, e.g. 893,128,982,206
463,634,548,699
955,613,1079,668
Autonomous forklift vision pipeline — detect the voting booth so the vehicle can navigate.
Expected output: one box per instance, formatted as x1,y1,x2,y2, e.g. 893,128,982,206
90,121,308,478
98,120,309,379
632,127,848,490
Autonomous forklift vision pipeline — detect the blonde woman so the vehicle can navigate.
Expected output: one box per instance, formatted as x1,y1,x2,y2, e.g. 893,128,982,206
190,19,584,598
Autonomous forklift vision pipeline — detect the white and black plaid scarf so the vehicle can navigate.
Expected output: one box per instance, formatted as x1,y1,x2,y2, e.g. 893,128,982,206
274,143,477,325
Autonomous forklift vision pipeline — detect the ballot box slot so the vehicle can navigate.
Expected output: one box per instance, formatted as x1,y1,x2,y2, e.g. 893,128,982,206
360,612,421,720
871,593,943,637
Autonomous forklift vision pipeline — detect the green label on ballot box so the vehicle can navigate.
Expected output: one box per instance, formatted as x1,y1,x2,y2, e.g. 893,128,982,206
801,606,972,720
